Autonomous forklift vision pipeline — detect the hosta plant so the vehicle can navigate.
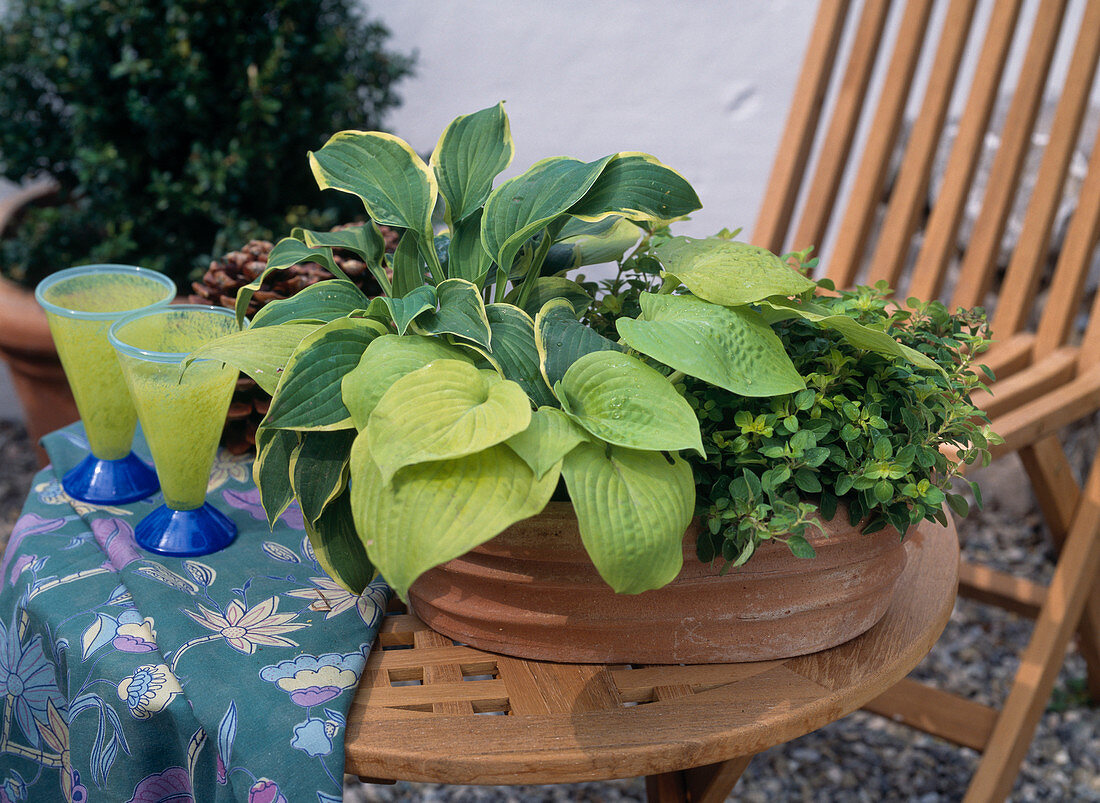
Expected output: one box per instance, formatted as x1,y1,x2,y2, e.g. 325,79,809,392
187,103,991,600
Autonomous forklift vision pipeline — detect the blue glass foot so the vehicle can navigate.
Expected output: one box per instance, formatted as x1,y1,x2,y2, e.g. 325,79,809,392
135,502,238,557
62,452,160,505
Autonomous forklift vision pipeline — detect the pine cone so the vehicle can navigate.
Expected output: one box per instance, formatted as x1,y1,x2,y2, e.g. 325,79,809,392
189,228,389,454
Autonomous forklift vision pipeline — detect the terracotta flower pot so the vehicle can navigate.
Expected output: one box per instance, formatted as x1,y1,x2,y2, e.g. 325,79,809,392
408,502,909,664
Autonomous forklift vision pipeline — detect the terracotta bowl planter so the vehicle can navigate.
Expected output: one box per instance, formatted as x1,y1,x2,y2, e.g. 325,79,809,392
408,502,909,664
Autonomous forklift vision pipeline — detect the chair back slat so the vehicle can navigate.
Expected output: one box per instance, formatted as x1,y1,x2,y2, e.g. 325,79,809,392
754,0,852,254
788,0,892,257
1054,140,1100,364
993,0,1100,340
864,0,980,289
827,0,939,289
948,0,1071,311
905,0,1025,300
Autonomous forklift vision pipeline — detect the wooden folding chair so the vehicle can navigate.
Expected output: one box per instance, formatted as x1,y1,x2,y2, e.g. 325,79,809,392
753,1,1100,799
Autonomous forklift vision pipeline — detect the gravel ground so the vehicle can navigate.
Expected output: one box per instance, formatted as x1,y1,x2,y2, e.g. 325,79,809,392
1,420,1097,802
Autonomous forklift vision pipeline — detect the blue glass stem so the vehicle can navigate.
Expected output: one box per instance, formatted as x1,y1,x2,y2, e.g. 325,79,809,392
62,452,159,505
135,502,238,557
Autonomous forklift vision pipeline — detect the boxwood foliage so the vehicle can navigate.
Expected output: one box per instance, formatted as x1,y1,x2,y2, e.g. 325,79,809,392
0,0,413,288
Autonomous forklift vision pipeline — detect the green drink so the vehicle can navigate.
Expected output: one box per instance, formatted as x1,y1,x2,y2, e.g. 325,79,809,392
110,305,242,556
35,265,175,503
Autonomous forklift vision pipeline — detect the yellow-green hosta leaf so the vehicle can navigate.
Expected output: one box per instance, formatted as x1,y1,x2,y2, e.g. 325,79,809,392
431,102,514,224
367,360,532,484
505,407,588,479
263,318,387,430
759,298,944,374
446,209,494,283
304,488,374,595
341,334,476,429
234,237,339,326
482,155,614,275
616,293,805,396
250,280,370,329
567,153,702,224
655,237,816,305
561,442,694,594
290,430,355,525
475,303,556,409
253,426,299,528
184,322,322,395
535,298,622,389
410,278,492,350
350,435,556,600
309,130,437,241
557,350,704,456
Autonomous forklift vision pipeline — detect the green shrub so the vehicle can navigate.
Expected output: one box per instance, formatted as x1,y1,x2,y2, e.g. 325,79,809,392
0,0,414,288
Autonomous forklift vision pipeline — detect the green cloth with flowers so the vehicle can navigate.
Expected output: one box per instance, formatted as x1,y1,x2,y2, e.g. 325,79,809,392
0,423,390,802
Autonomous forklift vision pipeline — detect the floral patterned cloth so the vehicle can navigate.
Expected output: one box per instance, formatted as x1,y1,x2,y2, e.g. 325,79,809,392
0,423,390,802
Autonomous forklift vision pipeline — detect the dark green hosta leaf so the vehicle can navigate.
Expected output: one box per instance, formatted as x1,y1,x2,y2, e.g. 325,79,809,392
341,334,476,428
654,237,816,305
367,360,532,484
431,102,514,224
411,278,492,350
543,217,642,274
616,293,805,396
290,429,356,525
391,230,428,299
183,322,322,395
297,225,390,294
568,153,702,223
535,298,622,389
759,298,943,373
309,130,437,242
304,488,375,595
382,284,437,335
505,277,592,319
475,303,556,408
446,209,493,283
561,442,694,593
253,427,299,528
556,350,705,456
263,318,387,430
482,155,614,276
350,433,557,600
234,237,339,326
250,280,370,329
506,407,588,479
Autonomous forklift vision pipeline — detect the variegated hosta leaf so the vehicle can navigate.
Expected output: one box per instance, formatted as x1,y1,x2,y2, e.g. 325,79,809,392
410,278,492,350
505,407,588,479
567,153,702,224
367,360,532,484
304,488,375,595
382,284,437,334
535,298,622,389
250,280,370,330
390,230,429,299
654,237,816,305
616,293,805,396
561,442,694,594
545,216,642,272
309,130,437,242
476,303,556,409
481,155,614,276
504,277,592,319
446,209,494,283
183,322,322,395
759,298,944,374
263,318,387,430
350,434,557,600
297,225,390,294
431,102,514,224
234,238,339,326
556,350,705,456
253,427,299,528
341,334,476,429
290,430,355,525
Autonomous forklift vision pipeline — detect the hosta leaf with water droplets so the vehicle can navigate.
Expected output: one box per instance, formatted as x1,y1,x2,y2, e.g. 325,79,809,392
535,298,622,390
367,360,532,484
350,434,556,600
567,153,702,224
557,350,704,456
410,278,492,349
655,237,816,305
562,442,694,593
505,407,589,479
616,292,805,396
